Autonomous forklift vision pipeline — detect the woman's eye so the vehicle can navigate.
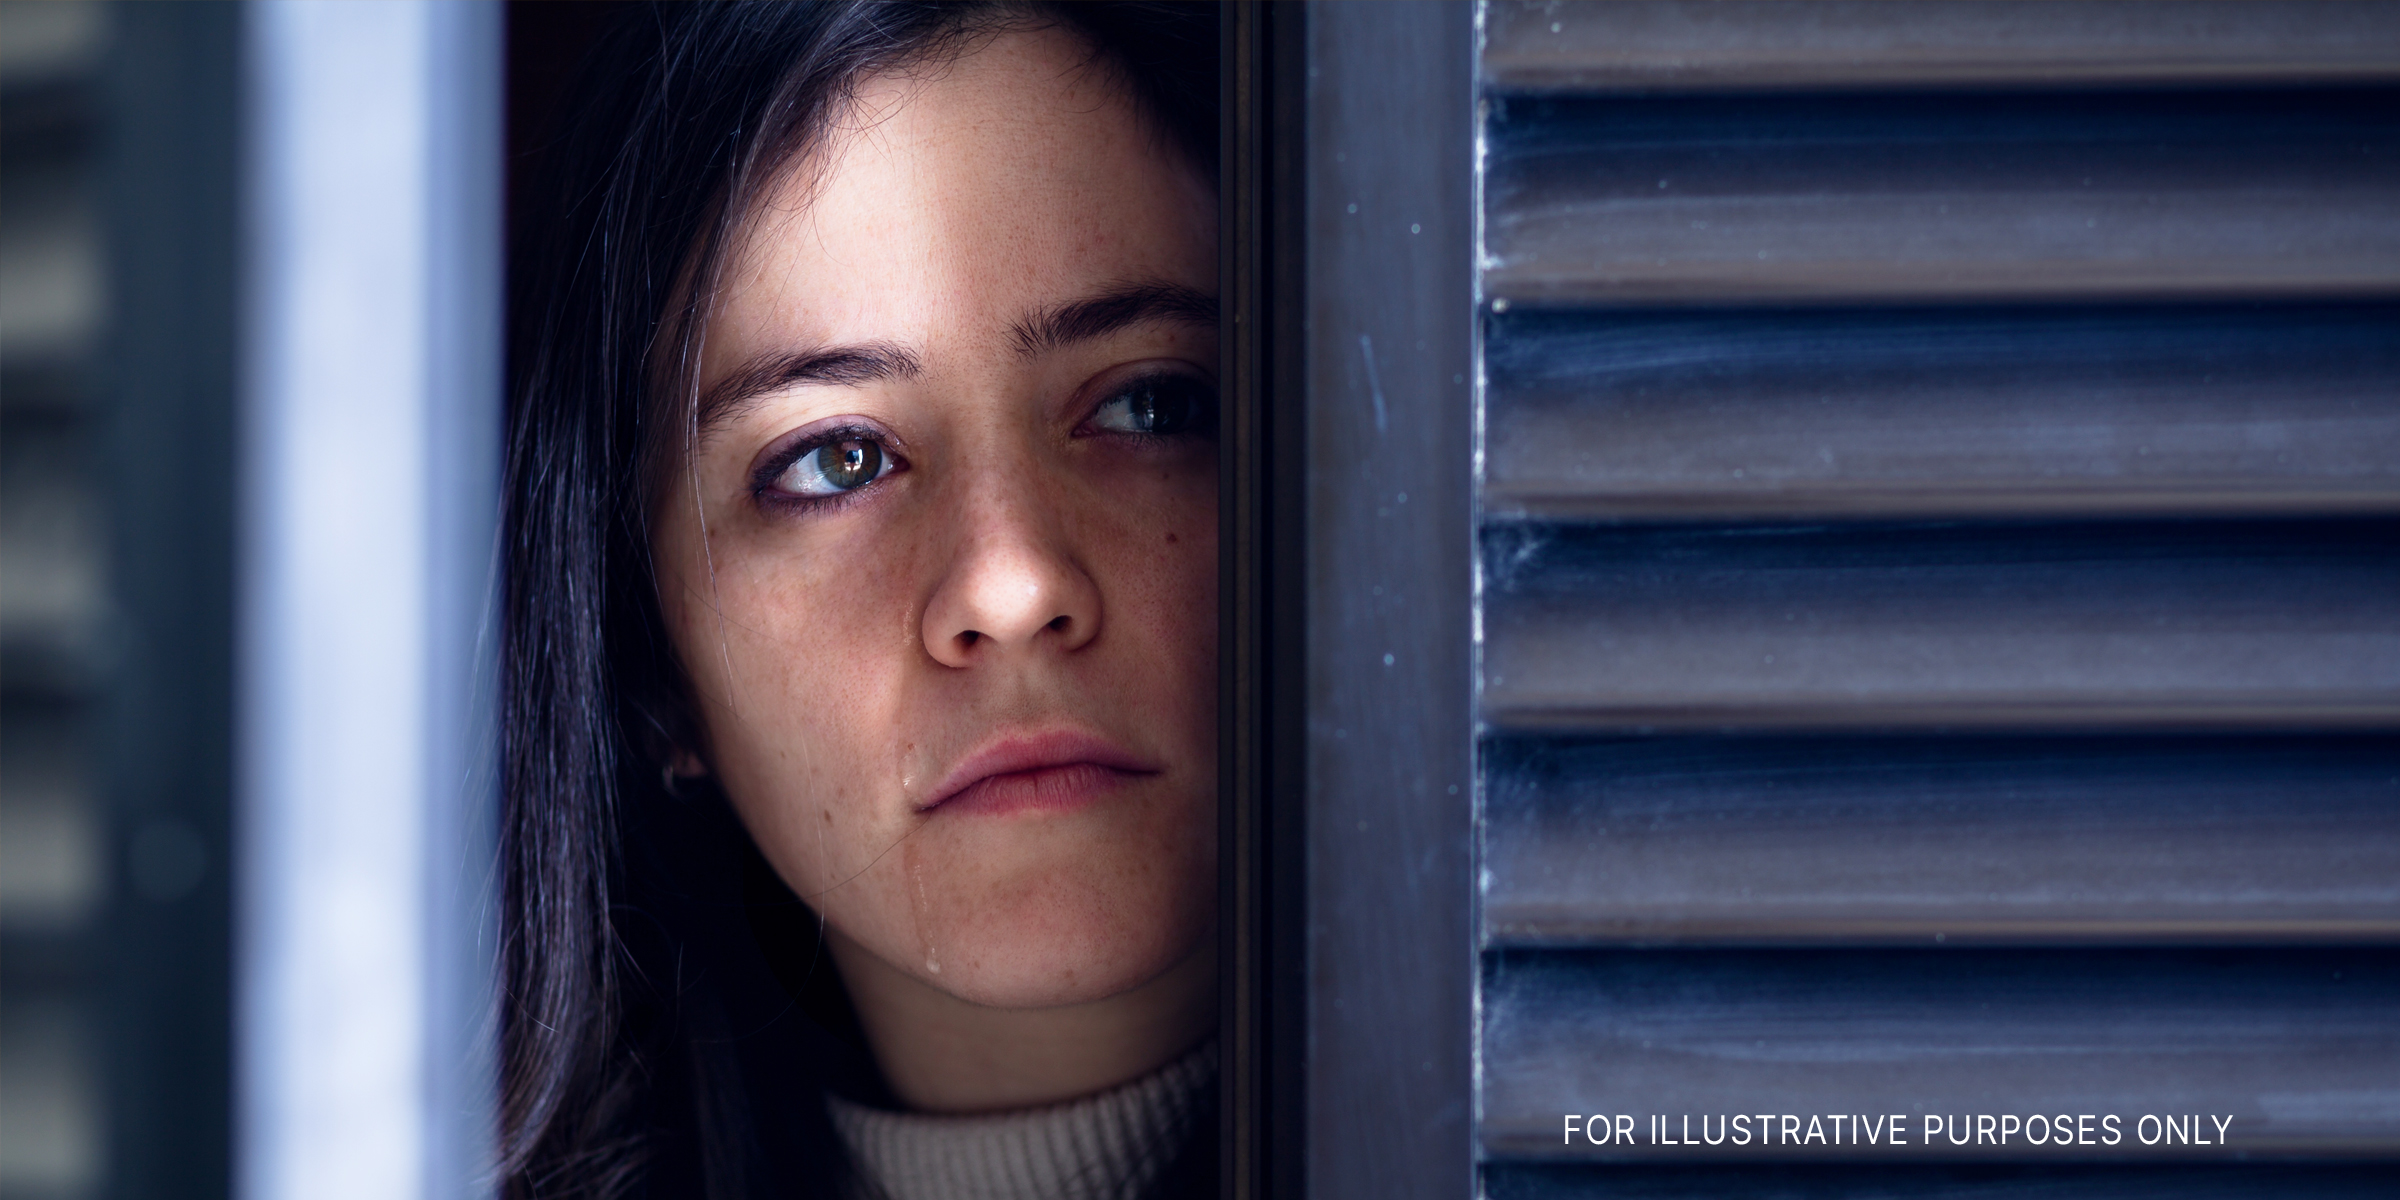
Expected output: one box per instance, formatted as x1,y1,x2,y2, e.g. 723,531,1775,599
1087,375,1217,437
774,437,889,497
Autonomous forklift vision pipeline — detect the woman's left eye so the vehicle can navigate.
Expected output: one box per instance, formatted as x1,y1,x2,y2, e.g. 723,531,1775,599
1086,374,1217,438
773,436,892,498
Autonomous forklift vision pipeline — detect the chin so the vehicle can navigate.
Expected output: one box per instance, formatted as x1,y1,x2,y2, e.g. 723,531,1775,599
902,842,1215,1010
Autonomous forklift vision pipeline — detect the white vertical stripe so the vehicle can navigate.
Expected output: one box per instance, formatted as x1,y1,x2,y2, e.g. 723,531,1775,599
240,3,500,1199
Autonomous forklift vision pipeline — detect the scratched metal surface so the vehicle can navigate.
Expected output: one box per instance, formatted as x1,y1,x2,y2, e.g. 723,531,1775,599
1480,947,2400,1161
1483,88,2400,307
1470,1,2400,1191
1483,0,2400,93
1484,305,2400,520
1480,519,2400,731
1481,735,2400,946
1484,1162,2400,1199
1299,5,1479,1199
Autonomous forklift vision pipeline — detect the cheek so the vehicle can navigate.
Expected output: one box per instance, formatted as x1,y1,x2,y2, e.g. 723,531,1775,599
678,522,928,901
1112,461,1220,681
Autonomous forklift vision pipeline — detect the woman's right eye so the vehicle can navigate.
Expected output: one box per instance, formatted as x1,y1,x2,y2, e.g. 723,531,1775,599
773,437,891,498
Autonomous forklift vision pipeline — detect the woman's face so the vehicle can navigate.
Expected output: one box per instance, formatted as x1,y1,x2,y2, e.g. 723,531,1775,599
653,27,1217,1011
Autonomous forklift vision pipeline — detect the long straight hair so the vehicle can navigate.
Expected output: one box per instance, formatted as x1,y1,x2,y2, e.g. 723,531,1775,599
500,4,1217,1197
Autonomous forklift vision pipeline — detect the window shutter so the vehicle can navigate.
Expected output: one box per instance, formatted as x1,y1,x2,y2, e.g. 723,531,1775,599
1474,3,2400,1195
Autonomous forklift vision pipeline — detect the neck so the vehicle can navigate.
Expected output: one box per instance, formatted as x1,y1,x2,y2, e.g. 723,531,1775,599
826,930,1216,1115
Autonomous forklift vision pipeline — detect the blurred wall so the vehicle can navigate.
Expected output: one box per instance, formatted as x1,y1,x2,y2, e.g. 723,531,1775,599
2,4,114,1198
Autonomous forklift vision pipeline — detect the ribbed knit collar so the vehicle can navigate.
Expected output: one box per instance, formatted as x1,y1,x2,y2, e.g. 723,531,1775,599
825,1041,1215,1200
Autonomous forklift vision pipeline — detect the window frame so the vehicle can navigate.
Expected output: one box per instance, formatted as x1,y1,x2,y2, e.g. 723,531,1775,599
1220,5,1480,1198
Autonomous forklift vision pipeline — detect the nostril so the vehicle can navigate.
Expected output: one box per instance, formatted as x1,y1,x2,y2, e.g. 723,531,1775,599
958,631,981,648
1046,615,1071,633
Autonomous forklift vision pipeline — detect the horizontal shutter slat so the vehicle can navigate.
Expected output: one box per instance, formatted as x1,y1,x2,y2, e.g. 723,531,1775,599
1482,947,2400,1160
1482,521,2400,732
1484,0,2400,93
1482,736,2400,946
1485,90,2400,307
1484,306,2400,521
1486,1162,2400,1200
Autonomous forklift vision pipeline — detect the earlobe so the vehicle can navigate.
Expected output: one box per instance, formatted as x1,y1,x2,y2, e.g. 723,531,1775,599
661,750,711,799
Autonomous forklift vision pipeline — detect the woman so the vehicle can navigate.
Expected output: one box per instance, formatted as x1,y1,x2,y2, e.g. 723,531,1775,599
501,5,1220,1197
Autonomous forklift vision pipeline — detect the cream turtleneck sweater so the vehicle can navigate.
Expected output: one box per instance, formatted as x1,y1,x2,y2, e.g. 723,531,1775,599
824,1041,1215,1200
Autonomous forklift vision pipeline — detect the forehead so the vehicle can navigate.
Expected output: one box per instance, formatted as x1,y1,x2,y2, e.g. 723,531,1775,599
706,25,1214,374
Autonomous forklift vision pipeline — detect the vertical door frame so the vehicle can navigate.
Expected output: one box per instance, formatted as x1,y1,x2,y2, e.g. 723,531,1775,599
1223,4,1479,1197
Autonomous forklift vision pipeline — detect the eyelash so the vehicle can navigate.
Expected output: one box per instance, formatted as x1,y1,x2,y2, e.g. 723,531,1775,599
1077,370,1220,443
749,424,905,511
745,370,1214,513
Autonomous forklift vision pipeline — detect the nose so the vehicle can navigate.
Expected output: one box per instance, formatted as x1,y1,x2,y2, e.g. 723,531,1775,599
920,491,1101,667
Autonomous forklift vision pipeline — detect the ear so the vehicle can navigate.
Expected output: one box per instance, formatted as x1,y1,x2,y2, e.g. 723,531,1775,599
659,748,712,800
626,677,711,786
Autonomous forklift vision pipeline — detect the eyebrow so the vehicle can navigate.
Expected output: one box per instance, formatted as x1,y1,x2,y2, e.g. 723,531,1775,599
693,281,1219,435
1009,281,1219,357
696,341,922,434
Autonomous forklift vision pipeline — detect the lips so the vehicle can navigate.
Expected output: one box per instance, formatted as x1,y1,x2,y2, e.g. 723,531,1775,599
918,729,1159,817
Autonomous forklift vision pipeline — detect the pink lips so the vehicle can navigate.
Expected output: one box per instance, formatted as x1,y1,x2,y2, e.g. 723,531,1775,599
918,730,1158,817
